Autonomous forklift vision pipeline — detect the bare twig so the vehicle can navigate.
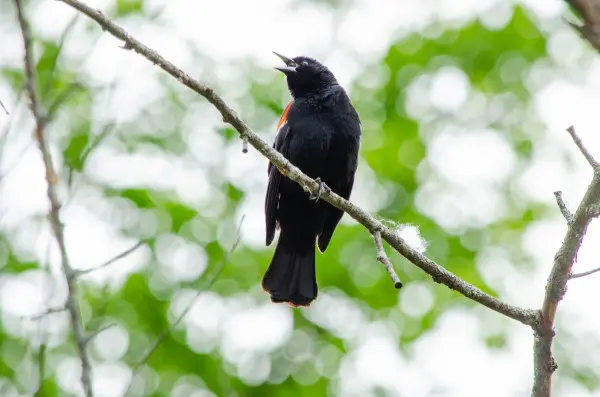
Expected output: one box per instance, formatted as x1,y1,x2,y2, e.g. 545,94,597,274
14,1,93,396
86,323,117,342
123,216,245,397
0,99,8,115
372,231,402,288
76,241,145,276
533,129,600,397
56,0,537,327
570,266,600,279
27,305,68,321
553,191,573,225
566,125,599,169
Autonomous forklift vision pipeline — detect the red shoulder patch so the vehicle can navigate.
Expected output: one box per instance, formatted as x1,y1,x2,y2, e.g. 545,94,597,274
277,101,293,132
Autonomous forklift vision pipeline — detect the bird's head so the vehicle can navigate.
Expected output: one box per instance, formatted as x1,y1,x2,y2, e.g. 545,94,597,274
273,52,338,98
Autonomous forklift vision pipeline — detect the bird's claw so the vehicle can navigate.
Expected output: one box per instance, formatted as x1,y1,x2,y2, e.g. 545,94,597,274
309,178,325,203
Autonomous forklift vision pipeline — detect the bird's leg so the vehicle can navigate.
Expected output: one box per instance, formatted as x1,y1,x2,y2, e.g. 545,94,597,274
309,178,325,203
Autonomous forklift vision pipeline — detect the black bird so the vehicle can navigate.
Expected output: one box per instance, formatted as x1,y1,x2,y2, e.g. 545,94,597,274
263,52,361,307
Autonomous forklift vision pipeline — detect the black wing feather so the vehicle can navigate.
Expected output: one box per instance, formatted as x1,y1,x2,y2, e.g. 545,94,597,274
317,173,355,252
265,123,290,246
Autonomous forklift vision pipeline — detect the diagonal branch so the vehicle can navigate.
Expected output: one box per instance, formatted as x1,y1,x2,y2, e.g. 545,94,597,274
55,0,538,327
75,241,145,276
14,1,93,396
532,128,600,397
565,0,600,52
0,99,8,115
566,126,599,169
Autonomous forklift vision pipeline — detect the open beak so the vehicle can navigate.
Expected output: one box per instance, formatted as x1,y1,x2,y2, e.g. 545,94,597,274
273,51,297,73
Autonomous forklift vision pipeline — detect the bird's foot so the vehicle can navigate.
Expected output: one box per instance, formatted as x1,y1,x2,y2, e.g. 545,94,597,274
309,178,325,203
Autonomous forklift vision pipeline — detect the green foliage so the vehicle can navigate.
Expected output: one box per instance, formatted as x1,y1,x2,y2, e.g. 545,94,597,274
116,0,143,16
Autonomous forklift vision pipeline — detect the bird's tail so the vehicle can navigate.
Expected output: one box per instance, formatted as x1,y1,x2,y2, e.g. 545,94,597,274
262,228,317,307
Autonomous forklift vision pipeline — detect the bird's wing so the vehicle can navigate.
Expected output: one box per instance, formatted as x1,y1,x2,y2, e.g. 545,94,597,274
265,102,293,246
317,172,355,253
317,126,360,253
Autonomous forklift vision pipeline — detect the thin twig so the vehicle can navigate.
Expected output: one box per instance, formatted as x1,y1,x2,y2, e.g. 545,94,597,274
553,191,573,225
14,1,93,396
566,126,599,170
86,323,117,342
123,216,245,397
0,99,8,115
27,306,68,321
372,231,402,288
76,241,145,276
533,129,600,397
56,0,538,328
570,266,600,279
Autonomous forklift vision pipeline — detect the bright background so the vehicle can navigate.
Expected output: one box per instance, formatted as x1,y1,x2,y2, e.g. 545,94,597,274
1,0,600,396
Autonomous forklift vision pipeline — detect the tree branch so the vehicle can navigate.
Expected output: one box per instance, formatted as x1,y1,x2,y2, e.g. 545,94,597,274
75,241,145,276
566,125,599,169
553,191,573,225
55,0,537,327
14,1,93,396
532,128,600,397
564,0,600,53
372,231,402,288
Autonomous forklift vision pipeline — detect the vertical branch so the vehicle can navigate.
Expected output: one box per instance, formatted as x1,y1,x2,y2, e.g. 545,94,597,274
532,127,600,397
13,1,93,396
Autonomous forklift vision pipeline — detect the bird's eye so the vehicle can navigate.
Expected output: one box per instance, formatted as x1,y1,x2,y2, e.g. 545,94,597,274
302,61,308,65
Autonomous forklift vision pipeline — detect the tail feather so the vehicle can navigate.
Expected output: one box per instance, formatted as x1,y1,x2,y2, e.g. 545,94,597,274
262,230,317,307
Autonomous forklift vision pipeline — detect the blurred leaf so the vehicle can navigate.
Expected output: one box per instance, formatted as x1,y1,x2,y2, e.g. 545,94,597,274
118,189,156,209
0,255,39,274
218,127,238,142
116,0,143,16
165,202,197,233
225,182,244,203
0,67,24,90
63,131,90,172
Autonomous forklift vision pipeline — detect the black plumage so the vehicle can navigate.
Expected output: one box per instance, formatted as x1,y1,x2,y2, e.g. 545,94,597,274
262,53,361,307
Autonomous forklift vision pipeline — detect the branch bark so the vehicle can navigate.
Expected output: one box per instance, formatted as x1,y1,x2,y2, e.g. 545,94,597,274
532,127,600,397
14,1,93,396
55,0,538,328
565,0,600,52
373,231,403,288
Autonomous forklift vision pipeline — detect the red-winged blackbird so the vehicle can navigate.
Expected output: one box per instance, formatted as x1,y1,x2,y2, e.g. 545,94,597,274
262,52,361,307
